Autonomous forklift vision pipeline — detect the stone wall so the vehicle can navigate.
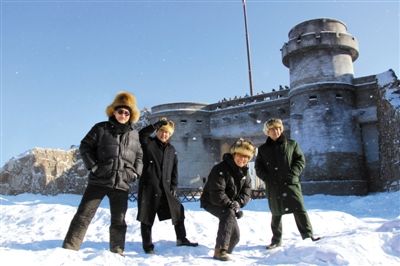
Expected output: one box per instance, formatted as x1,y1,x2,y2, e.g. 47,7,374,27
0,148,88,195
376,70,400,191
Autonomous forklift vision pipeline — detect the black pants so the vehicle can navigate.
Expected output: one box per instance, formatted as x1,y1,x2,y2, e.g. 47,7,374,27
62,184,129,252
271,212,313,244
204,205,239,253
140,220,186,251
140,204,187,251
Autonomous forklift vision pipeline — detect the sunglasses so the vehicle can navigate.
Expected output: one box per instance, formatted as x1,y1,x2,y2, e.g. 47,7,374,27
116,109,130,116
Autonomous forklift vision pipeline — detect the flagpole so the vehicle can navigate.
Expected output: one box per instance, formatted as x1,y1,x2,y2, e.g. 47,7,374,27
242,0,254,96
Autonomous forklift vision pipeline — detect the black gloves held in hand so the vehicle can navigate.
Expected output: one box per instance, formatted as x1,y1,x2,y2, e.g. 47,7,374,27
229,200,243,219
235,210,243,219
229,201,240,211
90,165,98,173
153,119,168,130
170,188,177,197
132,173,138,182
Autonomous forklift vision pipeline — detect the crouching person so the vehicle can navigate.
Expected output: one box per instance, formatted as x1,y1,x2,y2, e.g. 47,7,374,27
62,91,143,256
200,138,255,261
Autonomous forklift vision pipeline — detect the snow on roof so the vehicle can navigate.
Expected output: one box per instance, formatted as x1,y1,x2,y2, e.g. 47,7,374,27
377,70,400,109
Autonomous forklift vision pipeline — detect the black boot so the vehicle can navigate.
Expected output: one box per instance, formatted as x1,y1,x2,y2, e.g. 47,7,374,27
176,238,198,247
311,236,321,241
266,242,281,250
174,219,198,247
141,223,155,254
109,224,126,256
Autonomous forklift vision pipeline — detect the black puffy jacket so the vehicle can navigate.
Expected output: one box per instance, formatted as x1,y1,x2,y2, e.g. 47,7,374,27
200,153,252,209
79,120,143,192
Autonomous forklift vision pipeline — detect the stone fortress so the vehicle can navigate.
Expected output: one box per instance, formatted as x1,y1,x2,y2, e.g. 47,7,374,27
1,18,399,196
149,18,400,195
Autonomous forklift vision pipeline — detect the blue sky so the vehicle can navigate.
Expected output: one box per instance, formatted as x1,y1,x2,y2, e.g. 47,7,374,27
1,0,399,166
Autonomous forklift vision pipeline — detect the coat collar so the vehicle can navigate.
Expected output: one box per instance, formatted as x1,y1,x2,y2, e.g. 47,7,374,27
222,153,248,177
155,136,170,149
266,134,286,145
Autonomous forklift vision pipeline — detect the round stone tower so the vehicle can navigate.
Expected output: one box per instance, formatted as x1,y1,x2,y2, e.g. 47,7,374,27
281,18,367,194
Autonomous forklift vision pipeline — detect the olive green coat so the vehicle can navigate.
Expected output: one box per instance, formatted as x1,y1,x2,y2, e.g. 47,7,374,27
255,135,307,215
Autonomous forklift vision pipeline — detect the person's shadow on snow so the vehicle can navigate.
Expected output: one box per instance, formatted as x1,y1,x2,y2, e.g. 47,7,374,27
6,239,207,256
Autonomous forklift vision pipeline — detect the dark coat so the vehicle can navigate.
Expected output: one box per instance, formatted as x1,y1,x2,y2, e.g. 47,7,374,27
79,119,143,192
136,124,181,225
200,153,252,209
255,134,306,215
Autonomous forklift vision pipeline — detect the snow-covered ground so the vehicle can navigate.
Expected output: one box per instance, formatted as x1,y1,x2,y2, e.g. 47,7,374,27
1,192,399,265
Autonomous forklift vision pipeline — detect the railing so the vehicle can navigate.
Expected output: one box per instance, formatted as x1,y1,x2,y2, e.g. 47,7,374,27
385,180,400,192
206,89,289,111
129,188,266,203
251,189,266,199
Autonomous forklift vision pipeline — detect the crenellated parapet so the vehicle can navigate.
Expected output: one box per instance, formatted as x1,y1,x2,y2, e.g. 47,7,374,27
282,18,359,90
282,19,359,67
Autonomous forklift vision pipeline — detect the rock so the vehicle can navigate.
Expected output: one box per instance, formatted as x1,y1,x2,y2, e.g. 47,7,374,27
0,148,88,195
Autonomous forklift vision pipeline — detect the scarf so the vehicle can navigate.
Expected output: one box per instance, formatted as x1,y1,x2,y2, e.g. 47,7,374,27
109,116,131,136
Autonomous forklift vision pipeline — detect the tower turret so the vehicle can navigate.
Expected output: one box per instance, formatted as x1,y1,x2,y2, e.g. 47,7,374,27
282,18,359,90
282,18,367,195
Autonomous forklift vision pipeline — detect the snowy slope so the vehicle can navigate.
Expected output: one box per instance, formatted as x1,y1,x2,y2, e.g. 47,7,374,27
0,192,399,266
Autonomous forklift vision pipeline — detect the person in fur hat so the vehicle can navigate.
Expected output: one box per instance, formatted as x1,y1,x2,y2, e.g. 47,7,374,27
200,138,255,261
255,118,320,250
62,91,143,256
137,117,198,254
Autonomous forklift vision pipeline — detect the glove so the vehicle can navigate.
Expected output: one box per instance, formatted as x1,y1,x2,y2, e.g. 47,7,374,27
90,165,98,173
229,201,240,212
170,187,177,197
229,201,243,219
131,173,138,182
153,119,168,130
235,210,243,219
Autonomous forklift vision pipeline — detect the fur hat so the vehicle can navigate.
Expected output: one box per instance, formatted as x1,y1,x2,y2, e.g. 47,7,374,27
158,117,175,135
263,118,284,132
230,138,256,160
106,91,140,123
